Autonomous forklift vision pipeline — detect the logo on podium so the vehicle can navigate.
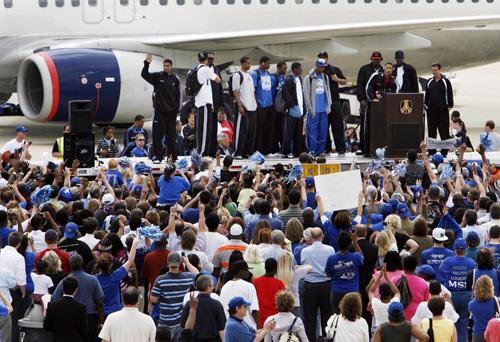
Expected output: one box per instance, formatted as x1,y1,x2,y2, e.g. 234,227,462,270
400,100,413,114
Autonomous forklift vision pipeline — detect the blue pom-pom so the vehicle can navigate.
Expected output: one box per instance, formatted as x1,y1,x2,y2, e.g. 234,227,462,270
393,162,407,178
439,164,454,181
190,150,203,169
286,164,303,183
31,185,53,205
367,160,383,174
480,133,492,151
118,157,131,169
176,158,189,172
137,226,163,241
376,147,386,161
250,151,266,165
134,161,151,175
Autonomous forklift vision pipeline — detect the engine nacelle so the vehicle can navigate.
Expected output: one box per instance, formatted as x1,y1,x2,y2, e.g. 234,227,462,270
17,49,158,124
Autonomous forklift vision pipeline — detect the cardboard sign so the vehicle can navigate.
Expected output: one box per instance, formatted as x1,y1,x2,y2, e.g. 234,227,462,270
319,164,340,175
301,164,318,176
314,169,362,211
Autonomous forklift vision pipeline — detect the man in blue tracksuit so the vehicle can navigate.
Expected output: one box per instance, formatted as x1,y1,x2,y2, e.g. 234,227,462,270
271,61,287,154
252,56,274,155
303,59,332,156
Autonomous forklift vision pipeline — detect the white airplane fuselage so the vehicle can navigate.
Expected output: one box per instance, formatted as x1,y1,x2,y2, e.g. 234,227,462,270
0,0,499,123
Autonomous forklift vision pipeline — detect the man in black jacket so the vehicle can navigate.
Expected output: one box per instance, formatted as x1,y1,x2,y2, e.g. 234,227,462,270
141,53,182,162
318,51,347,157
393,50,419,93
282,62,306,158
44,277,88,342
366,63,397,102
356,51,383,155
425,63,454,156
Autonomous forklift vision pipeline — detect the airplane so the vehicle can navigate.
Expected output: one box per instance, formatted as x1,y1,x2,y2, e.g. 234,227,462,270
0,0,500,125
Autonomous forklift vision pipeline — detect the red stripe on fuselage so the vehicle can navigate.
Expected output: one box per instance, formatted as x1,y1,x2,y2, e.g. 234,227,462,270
38,52,60,121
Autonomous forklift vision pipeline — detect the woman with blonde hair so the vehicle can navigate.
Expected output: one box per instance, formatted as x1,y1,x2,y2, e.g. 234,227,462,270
285,219,303,252
375,231,397,266
276,253,312,315
244,245,265,278
469,275,498,341
42,251,67,289
384,214,419,255
105,158,124,188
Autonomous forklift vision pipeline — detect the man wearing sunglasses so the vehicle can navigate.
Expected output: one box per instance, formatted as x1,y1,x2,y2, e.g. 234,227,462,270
131,134,149,158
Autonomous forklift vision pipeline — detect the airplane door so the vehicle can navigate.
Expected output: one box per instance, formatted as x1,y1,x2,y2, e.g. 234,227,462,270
82,0,105,24
114,0,137,24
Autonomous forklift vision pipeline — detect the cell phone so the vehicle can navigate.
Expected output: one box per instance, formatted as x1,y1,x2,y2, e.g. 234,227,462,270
181,252,185,257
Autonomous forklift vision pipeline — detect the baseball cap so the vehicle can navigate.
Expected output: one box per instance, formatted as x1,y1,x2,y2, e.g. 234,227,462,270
71,177,81,186
59,187,73,203
394,50,405,59
102,193,115,205
397,203,410,219
370,214,383,224
198,51,209,61
229,224,243,236
388,198,399,212
45,229,58,241
15,126,28,133
432,154,444,165
466,231,480,245
168,252,182,267
316,58,328,67
416,264,435,278
64,222,79,239
388,301,404,315
381,203,394,217
317,51,328,58
305,176,315,188
454,238,467,251
228,296,252,310
432,227,448,242
371,51,383,60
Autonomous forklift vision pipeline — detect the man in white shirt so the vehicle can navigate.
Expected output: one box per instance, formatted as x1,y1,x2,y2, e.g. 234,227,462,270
100,287,156,342
232,56,258,159
0,126,31,160
194,51,222,157
462,209,488,245
483,203,500,237
219,260,259,329
202,212,228,261
0,232,26,341
78,217,101,250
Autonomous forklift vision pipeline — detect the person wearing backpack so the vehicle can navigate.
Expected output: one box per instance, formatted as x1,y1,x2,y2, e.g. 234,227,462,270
263,290,308,342
317,51,347,157
231,56,258,159
141,53,182,162
282,62,306,158
271,61,288,155
191,51,221,157
252,56,275,156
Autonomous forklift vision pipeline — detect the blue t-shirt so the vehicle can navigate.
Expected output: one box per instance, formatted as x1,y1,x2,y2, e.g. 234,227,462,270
0,305,7,317
314,73,327,114
0,227,16,248
271,73,286,99
439,255,476,291
157,175,190,205
325,251,364,294
131,146,148,158
224,316,256,342
306,191,317,210
421,247,455,282
24,251,35,292
105,169,124,188
252,70,273,108
95,266,127,315
468,298,496,335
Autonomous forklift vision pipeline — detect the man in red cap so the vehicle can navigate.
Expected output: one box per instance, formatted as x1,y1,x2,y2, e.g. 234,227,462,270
356,51,383,156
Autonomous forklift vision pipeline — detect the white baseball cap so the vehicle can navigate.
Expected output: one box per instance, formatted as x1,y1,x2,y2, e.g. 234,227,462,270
0,178,8,190
230,224,243,236
432,228,448,242
102,193,115,205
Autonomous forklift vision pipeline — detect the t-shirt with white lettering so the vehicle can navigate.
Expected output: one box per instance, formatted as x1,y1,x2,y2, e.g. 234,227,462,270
0,138,24,154
232,71,257,111
195,64,217,108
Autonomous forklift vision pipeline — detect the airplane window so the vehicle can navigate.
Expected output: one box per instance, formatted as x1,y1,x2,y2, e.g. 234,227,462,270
395,0,403,3
177,0,185,4
194,0,202,4
120,0,128,4
364,0,372,3
295,0,303,3
227,0,235,4
261,0,268,3
4,0,12,7
411,0,418,3
72,0,80,6
39,0,48,7
330,0,337,3
348,0,355,3
56,0,65,6
312,0,319,3
487,0,493,3
426,0,432,3
211,0,218,4
88,0,97,6
277,0,285,3
243,0,251,4
380,0,387,3
160,0,167,4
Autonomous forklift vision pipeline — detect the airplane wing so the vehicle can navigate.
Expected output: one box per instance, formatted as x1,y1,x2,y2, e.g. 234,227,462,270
142,15,500,51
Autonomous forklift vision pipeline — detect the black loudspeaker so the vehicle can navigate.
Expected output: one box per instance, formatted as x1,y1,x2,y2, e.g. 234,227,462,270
68,100,93,133
63,132,95,168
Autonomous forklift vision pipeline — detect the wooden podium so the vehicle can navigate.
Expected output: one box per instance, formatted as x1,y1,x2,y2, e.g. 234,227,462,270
369,93,424,158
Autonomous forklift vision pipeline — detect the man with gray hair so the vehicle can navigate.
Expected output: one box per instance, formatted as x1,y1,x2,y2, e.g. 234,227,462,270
215,132,233,156
293,227,313,264
260,230,291,262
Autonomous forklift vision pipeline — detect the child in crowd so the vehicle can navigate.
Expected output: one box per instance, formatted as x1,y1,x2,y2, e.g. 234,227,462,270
31,260,54,303
480,120,500,152
451,117,473,151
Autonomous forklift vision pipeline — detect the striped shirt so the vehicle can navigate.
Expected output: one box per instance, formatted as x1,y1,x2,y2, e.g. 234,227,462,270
96,138,119,158
212,240,248,271
151,272,195,327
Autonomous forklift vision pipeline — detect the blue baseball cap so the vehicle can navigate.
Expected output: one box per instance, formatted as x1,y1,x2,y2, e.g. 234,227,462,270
59,187,73,203
454,238,467,251
316,58,328,67
416,264,435,278
15,126,28,133
305,176,315,188
64,222,79,239
466,231,480,245
71,177,81,186
388,198,399,212
432,154,444,165
228,296,252,310
397,203,410,219
388,302,404,315
381,203,394,217
370,214,383,224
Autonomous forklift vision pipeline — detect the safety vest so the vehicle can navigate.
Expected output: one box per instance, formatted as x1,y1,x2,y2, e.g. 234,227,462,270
56,136,64,159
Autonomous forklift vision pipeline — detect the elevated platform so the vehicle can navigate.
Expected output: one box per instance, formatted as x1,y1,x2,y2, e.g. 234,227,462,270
65,151,500,177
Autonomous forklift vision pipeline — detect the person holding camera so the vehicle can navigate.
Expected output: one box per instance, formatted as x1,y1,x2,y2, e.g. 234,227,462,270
0,126,32,161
